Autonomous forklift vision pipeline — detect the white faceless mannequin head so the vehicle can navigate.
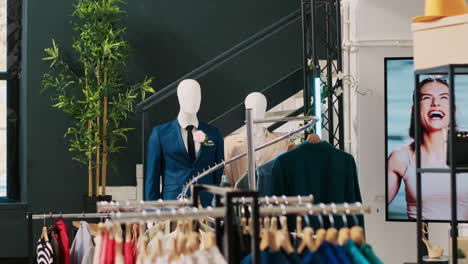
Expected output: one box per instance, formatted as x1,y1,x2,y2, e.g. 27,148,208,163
245,92,267,120
245,92,267,130
177,79,201,115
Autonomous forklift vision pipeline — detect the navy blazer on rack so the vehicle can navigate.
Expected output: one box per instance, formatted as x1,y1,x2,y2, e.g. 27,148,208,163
145,120,224,206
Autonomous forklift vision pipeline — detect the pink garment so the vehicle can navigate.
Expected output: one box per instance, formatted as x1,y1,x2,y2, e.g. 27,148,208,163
100,232,109,264
105,237,115,264
124,241,134,264
55,220,71,264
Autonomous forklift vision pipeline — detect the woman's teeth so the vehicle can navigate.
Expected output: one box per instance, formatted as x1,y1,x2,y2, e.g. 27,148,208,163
429,111,444,119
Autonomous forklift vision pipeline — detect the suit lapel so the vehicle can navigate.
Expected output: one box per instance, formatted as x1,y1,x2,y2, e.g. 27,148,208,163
172,120,191,162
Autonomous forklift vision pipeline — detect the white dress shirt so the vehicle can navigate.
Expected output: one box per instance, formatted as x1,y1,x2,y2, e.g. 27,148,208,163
178,115,201,156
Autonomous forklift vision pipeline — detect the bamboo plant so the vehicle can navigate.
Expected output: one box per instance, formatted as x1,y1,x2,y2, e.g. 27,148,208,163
42,0,154,197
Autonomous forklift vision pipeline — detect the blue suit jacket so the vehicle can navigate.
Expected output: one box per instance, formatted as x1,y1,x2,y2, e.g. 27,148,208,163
145,120,224,206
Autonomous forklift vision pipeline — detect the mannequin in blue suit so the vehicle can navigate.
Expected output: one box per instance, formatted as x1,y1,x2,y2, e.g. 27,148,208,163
145,79,224,206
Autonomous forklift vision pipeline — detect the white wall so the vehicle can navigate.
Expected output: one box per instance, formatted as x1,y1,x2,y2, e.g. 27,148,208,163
346,0,452,263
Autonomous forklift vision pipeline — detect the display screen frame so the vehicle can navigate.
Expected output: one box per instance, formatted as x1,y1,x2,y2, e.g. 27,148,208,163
385,57,412,222
384,57,468,223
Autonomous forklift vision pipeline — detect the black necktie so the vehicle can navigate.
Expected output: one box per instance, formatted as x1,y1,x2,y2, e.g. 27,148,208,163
186,125,196,162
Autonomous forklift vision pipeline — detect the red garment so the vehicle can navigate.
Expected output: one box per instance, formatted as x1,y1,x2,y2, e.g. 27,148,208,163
124,241,134,264
55,220,71,264
105,237,115,264
100,232,109,264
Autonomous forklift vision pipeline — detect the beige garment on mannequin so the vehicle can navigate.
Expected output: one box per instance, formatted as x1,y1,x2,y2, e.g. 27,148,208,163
224,127,288,184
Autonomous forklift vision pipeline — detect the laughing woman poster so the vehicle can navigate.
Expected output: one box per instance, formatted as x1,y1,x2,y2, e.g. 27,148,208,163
386,76,468,221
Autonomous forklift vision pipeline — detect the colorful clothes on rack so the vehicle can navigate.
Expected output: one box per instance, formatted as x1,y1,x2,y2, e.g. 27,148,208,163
302,250,326,264
344,240,370,264
285,252,302,264
82,246,94,264
360,244,383,264
70,221,94,264
256,159,275,196
318,241,341,264
37,239,55,264
332,244,352,264
266,141,363,229
47,225,61,264
92,230,102,264
105,235,115,264
100,232,109,264
240,249,290,264
55,220,71,264
234,159,275,196
124,241,134,264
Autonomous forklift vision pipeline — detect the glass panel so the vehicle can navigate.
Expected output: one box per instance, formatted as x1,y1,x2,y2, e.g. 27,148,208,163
0,0,5,72
0,80,5,196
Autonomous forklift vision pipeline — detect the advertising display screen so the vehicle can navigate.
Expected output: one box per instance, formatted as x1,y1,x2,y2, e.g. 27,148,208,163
385,58,468,222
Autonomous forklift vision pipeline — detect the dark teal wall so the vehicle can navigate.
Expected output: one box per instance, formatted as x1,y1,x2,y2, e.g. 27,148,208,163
0,0,301,257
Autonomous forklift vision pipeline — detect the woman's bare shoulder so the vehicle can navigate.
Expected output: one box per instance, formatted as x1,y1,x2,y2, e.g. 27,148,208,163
388,145,412,172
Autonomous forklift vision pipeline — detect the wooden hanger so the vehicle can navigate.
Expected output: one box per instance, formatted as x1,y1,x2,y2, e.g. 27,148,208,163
175,220,184,234
296,216,303,238
139,236,149,261
260,217,272,251
125,223,131,243
325,227,338,245
277,216,294,254
149,233,164,262
204,231,216,250
115,236,124,263
113,221,122,239
168,236,179,262
138,221,147,259
269,217,280,251
241,215,247,235
184,220,199,254
306,133,321,143
73,221,98,237
245,216,252,236
314,228,326,248
41,226,49,242
350,226,365,246
186,232,200,254
176,220,188,256
338,227,350,246
297,227,316,254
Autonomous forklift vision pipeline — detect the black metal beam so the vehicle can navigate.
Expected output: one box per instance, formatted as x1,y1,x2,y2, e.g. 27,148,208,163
302,0,344,150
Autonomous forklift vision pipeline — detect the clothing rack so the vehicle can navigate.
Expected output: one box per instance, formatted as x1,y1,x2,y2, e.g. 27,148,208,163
192,184,260,264
96,195,315,213
109,207,226,222
96,199,192,213
189,185,370,264
109,202,370,222
180,115,319,197
26,211,111,263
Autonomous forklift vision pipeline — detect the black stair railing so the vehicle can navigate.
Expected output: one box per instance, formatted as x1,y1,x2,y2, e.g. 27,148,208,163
136,8,302,113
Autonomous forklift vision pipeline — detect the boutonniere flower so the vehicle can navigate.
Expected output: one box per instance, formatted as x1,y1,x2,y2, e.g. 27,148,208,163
193,130,215,146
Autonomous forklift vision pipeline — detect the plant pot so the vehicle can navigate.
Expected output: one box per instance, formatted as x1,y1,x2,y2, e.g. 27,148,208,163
459,258,468,264
83,195,112,213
